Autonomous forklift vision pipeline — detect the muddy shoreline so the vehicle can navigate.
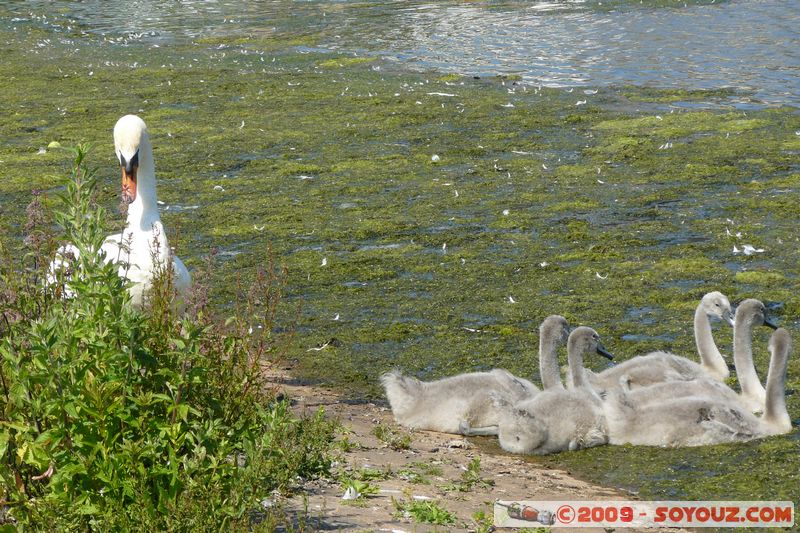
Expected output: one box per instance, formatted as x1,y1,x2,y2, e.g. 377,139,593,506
276,374,691,532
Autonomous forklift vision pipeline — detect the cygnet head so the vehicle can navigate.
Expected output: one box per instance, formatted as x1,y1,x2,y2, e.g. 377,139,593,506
768,328,791,359
540,315,570,344
568,326,614,361
113,115,151,205
735,298,778,331
495,399,548,454
701,291,735,326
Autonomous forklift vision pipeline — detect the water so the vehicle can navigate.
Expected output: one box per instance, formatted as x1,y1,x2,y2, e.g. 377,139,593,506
3,0,799,106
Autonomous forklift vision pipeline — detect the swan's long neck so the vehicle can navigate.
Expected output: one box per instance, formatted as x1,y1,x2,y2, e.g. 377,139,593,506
732,319,766,401
694,305,729,379
567,339,587,389
125,135,161,232
763,337,791,431
539,330,564,390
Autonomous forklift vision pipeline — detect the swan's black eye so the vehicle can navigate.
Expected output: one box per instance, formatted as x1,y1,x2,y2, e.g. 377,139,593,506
119,153,126,167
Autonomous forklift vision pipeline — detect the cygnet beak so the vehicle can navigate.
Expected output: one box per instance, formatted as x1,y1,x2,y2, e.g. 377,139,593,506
763,315,779,330
596,342,615,360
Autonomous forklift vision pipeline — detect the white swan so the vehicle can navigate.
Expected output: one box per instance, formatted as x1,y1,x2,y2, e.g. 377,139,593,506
579,291,735,391
603,328,792,447
50,115,190,307
617,298,777,413
488,327,613,455
380,315,571,435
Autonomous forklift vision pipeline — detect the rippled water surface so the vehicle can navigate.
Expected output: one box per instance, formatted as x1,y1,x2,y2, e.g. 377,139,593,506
4,0,799,105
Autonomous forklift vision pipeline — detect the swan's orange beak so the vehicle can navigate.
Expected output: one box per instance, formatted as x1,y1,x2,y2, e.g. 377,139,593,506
121,165,137,204
120,150,139,204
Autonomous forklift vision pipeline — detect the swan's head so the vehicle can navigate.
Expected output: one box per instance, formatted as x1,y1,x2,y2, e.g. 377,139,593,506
497,406,548,454
568,326,614,361
113,114,149,204
540,315,570,345
768,328,791,359
701,291,735,326
735,298,779,330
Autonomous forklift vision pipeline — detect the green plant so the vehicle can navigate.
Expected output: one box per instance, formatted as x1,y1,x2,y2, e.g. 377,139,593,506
340,477,379,500
393,498,457,526
472,507,495,533
372,423,412,451
355,467,392,481
443,457,494,492
397,468,428,484
397,461,444,484
0,146,335,529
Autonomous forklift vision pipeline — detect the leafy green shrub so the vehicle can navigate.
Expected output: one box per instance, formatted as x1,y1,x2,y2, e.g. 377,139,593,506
0,145,335,530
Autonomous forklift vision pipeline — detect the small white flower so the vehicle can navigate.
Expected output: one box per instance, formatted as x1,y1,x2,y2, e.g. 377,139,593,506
502,209,510,216
321,257,328,266
431,154,440,162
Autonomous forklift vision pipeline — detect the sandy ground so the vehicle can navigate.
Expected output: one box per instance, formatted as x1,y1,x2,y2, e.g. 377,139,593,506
274,375,690,533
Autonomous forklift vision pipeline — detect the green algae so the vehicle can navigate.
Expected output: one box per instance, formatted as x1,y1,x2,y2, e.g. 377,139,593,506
1,15,800,510
318,56,377,68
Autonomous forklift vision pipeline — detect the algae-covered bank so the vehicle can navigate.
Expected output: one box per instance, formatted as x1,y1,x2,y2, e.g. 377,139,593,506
1,1,799,510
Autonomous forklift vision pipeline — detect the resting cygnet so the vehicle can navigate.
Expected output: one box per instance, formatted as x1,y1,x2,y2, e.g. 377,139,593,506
616,298,777,413
487,327,614,455
579,292,736,392
603,328,792,447
380,315,570,434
